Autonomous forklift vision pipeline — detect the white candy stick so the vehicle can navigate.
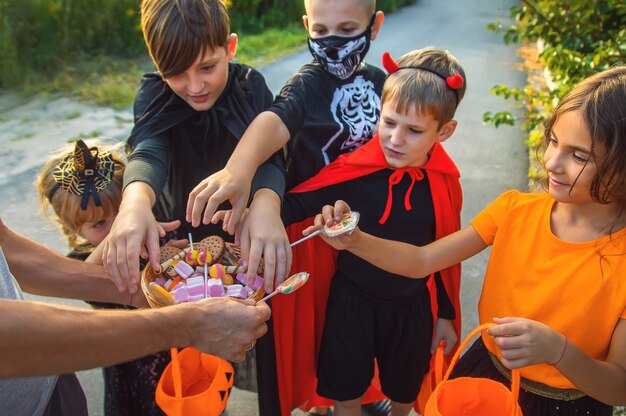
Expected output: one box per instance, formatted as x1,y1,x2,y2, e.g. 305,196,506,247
204,262,208,299
188,233,194,251
224,265,244,274
259,290,280,303
289,229,322,248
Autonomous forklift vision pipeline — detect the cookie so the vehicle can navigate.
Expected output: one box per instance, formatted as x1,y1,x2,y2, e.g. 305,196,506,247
159,246,182,263
196,235,225,263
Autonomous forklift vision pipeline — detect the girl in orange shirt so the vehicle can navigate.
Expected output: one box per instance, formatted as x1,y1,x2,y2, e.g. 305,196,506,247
308,65,626,415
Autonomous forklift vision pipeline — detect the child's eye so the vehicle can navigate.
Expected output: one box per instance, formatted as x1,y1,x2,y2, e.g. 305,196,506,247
573,153,589,164
409,128,423,134
94,220,107,228
383,120,396,127
201,65,216,72
547,135,557,146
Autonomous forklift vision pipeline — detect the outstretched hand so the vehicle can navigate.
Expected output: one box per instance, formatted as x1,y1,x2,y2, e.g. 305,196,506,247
186,167,251,235
488,317,567,369
303,200,360,250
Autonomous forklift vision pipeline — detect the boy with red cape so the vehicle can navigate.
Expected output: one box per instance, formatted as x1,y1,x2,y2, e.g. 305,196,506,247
271,49,467,415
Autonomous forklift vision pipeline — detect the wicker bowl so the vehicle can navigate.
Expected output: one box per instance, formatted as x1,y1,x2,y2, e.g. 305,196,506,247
141,241,265,308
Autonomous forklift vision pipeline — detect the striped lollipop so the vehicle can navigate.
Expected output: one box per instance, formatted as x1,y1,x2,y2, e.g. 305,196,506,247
259,272,310,302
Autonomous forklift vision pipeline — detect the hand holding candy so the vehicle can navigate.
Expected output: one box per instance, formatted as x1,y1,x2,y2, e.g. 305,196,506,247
259,272,310,302
290,211,360,247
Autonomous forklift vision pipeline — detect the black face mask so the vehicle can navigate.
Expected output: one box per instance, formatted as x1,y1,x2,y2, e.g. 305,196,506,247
307,14,376,80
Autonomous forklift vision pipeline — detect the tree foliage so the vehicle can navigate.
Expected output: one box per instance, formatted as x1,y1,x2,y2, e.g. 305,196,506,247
0,0,418,88
484,0,626,131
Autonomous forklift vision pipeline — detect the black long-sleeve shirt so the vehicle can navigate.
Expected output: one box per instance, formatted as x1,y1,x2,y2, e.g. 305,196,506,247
283,170,455,318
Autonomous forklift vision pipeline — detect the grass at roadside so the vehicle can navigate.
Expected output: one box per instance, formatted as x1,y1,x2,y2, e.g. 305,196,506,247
13,24,306,110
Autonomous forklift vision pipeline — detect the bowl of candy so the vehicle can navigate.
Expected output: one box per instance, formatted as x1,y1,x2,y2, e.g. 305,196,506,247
141,235,265,308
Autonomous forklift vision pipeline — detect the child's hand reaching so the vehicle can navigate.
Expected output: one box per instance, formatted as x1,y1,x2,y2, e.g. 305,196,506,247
186,167,251,235
303,200,361,250
432,318,457,355
488,317,567,369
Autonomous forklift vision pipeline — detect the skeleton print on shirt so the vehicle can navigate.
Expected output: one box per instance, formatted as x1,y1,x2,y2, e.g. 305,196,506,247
321,75,381,165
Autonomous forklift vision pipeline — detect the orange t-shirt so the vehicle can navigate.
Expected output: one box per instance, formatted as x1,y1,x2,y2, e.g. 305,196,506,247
471,190,626,389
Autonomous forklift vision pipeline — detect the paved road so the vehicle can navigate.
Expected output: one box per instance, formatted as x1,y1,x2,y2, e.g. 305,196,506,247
0,0,527,414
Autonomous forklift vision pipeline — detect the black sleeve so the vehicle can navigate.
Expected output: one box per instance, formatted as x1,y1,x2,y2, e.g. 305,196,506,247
245,66,287,201
123,73,175,196
267,73,308,139
281,182,346,226
434,271,456,320
250,150,286,202
123,137,170,196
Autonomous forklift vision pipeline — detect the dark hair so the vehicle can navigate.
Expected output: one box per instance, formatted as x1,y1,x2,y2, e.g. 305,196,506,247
141,0,231,78
381,47,466,127
542,65,626,210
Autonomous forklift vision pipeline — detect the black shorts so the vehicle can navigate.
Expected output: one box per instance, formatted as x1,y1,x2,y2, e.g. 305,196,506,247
316,275,433,403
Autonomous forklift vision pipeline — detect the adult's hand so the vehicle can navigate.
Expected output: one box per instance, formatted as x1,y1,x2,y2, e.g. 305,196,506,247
186,298,271,362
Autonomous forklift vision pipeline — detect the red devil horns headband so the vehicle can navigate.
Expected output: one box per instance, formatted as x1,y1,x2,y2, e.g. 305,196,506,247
382,51,464,103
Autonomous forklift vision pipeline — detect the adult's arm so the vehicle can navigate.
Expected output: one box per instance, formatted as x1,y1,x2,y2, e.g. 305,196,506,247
0,219,135,305
0,297,270,376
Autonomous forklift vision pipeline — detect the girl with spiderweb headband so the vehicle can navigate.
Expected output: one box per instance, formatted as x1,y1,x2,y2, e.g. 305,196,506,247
36,138,171,416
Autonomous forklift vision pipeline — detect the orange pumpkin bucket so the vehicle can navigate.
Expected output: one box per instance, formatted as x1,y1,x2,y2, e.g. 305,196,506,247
424,323,523,416
416,341,445,412
155,347,235,416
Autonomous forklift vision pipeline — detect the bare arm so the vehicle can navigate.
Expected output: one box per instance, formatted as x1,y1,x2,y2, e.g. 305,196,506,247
0,219,133,305
305,201,488,278
0,297,270,377
187,111,290,230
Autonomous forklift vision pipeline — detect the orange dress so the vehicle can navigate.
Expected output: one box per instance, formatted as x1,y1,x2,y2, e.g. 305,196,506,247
472,190,626,389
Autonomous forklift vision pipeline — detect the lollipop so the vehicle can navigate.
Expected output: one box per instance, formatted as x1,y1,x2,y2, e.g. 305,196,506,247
259,272,310,302
290,211,360,247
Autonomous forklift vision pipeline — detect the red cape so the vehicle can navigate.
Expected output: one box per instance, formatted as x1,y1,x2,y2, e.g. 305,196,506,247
272,136,463,414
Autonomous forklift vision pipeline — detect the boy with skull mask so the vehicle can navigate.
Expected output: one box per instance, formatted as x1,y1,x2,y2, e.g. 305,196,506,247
183,1,395,415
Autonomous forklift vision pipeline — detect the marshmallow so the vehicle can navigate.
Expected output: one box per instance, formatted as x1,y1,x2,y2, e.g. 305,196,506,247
235,273,247,284
155,276,167,286
170,286,189,303
226,284,247,299
251,275,264,291
209,284,225,297
188,293,206,302
173,261,195,279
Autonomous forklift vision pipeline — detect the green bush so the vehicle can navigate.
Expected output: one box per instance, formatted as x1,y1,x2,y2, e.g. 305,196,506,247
484,0,625,131
0,0,418,88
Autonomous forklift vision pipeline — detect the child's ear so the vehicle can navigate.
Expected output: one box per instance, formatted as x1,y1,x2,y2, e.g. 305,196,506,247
370,11,385,41
437,120,457,143
227,33,238,61
302,15,309,31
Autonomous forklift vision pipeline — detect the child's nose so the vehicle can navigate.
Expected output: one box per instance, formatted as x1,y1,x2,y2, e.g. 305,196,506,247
389,130,404,146
188,73,204,94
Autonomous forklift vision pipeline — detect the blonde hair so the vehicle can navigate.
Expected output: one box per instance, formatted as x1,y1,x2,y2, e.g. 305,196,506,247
36,139,126,249
141,0,231,78
382,47,466,127
304,0,376,17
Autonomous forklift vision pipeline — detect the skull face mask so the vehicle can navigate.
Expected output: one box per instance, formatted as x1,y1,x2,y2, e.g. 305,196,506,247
307,14,376,80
